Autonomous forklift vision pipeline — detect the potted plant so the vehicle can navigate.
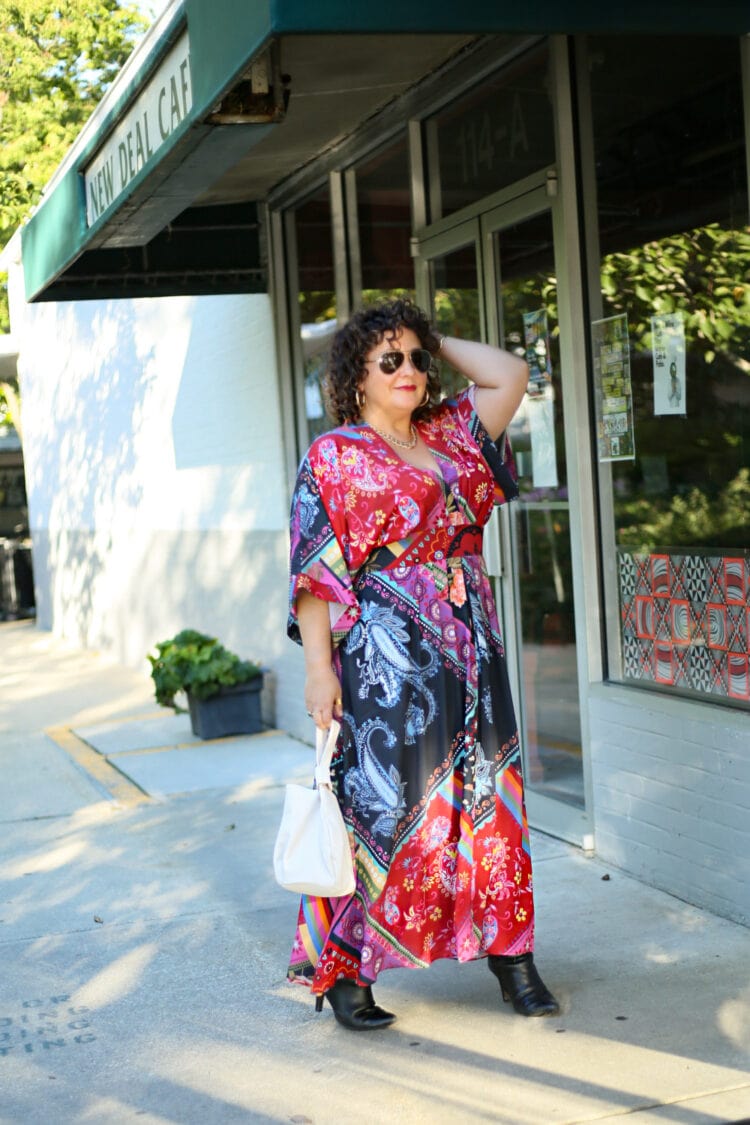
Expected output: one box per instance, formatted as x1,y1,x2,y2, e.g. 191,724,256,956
148,628,264,739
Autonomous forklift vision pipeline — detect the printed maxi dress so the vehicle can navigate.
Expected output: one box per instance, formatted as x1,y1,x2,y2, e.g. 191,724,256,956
287,388,534,995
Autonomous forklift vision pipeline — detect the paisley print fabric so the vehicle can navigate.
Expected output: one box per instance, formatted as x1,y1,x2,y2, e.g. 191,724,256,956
286,388,534,995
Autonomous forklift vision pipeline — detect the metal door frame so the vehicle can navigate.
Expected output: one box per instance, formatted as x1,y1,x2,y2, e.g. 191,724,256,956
483,186,592,843
413,165,596,846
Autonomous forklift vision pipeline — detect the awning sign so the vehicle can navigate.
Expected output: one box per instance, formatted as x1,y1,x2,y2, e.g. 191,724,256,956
84,33,192,228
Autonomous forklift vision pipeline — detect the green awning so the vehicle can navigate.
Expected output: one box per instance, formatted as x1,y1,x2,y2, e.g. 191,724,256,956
20,0,750,301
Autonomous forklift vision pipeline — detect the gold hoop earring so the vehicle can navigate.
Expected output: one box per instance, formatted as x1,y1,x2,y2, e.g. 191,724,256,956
356,389,366,414
420,389,430,407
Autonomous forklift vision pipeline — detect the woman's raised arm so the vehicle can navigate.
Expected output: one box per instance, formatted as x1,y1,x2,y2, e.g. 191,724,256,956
438,336,529,440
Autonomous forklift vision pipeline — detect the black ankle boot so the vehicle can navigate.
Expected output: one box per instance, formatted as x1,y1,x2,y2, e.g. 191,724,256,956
314,977,396,1030
488,953,560,1017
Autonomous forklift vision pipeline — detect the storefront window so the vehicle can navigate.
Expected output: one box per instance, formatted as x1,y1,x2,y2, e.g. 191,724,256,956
424,41,555,223
294,187,337,442
589,36,749,706
431,242,482,399
355,135,415,305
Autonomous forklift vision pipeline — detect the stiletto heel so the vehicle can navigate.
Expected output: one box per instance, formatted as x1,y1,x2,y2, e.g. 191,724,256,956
319,977,396,1030
488,953,560,1017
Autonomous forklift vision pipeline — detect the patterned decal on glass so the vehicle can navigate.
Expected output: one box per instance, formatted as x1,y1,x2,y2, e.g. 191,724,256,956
671,600,690,645
635,595,655,639
706,557,724,603
707,604,728,650
725,558,744,605
654,642,673,684
652,554,670,597
728,654,749,701
618,550,749,703
728,607,746,653
655,598,671,641
673,645,690,686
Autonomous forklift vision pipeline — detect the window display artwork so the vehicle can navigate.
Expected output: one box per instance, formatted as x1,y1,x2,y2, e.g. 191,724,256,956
618,549,750,702
651,312,686,416
591,314,636,462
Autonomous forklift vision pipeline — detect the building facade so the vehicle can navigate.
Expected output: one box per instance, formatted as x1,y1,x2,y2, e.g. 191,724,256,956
6,3,749,924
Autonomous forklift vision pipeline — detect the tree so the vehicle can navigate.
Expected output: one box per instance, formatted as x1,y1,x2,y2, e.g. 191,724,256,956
600,224,750,375
0,375,22,436
0,0,148,351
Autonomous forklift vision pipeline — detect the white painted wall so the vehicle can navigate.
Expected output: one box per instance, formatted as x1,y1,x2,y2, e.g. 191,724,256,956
8,270,307,730
15,291,287,535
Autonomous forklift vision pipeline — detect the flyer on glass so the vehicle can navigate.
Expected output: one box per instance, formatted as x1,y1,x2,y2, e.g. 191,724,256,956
591,314,635,462
651,312,686,416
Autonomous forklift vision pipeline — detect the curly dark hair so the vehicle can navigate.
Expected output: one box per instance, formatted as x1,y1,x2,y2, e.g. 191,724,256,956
324,298,443,426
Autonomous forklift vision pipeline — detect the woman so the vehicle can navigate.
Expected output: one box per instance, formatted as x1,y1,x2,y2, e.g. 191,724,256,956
287,298,559,1029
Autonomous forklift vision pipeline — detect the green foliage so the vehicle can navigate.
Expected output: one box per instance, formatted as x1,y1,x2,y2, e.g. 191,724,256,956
147,629,262,712
0,376,21,437
616,468,750,551
601,224,750,370
298,290,335,324
600,223,749,551
0,0,148,324
361,288,414,308
433,286,482,398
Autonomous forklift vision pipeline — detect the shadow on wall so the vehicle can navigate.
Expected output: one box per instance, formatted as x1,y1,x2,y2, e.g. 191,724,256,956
21,299,157,651
18,291,297,730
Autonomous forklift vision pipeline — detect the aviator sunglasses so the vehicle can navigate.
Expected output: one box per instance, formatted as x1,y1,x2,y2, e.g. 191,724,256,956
367,348,433,375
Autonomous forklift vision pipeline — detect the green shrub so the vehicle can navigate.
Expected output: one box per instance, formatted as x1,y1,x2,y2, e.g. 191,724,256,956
148,629,262,712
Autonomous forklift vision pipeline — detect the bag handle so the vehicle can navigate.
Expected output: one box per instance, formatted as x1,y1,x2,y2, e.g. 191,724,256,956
313,718,340,789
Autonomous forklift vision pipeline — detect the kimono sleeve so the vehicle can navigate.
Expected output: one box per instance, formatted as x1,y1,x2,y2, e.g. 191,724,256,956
287,443,360,647
452,385,520,506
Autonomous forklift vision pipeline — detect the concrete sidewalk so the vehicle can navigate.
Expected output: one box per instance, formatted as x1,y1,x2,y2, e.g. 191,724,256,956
1,619,748,1125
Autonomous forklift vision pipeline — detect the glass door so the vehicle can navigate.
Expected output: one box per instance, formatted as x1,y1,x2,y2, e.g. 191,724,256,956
415,185,590,844
481,198,586,841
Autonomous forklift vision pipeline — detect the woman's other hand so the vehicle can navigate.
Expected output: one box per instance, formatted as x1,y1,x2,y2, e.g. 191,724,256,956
296,589,344,730
305,665,343,730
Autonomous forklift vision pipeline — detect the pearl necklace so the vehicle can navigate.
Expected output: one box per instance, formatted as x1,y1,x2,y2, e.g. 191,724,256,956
367,422,418,449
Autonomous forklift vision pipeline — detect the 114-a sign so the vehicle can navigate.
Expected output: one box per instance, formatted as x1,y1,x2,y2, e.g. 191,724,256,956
85,33,192,228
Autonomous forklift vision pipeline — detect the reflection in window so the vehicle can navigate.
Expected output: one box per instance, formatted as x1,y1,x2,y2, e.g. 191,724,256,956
355,135,415,306
431,243,481,399
496,214,582,807
497,212,565,502
589,35,749,706
295,188,337,442
424,41,554,223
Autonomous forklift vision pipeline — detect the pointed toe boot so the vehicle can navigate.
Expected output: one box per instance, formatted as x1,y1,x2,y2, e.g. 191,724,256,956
315,978,396,1030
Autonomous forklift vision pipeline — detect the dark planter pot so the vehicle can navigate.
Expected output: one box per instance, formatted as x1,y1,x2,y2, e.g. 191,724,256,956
187,678,263,740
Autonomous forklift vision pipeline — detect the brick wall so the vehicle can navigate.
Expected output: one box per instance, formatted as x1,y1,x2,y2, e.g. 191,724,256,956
588,683,750,926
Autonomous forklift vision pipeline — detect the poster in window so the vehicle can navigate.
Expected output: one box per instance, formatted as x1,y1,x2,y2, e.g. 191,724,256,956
522,309,558,488
591,314,635,462
651,312,686,416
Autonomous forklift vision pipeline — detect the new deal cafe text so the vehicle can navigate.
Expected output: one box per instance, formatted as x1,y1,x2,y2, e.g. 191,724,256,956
85,33,192,228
